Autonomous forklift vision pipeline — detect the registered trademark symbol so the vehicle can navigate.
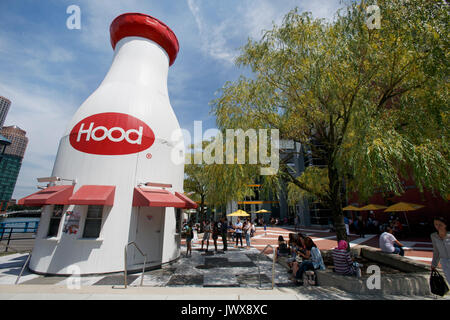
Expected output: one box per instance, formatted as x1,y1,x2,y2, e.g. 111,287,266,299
146,153,152,159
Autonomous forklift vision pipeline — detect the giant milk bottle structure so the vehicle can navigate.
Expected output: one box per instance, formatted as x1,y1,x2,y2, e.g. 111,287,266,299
18,13,197,275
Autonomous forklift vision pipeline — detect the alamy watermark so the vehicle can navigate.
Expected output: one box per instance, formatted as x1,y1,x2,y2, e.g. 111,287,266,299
66,5,81,30
171,122,282,175
366,265,381,290
66,264,81,289
366,4,381,29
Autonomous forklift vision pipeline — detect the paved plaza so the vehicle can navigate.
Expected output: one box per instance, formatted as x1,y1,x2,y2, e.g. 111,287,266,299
185,226,434,264
0,226,446,300
0,248,445,300
0,247,291,288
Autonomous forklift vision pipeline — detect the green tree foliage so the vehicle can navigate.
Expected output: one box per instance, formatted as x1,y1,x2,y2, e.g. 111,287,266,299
183,141,257,218
212,0,449,240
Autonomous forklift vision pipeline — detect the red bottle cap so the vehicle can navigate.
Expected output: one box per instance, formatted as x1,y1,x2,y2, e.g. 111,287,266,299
110,13,179,66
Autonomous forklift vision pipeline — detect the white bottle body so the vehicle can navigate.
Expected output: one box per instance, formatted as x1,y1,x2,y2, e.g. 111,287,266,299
30,37,185,275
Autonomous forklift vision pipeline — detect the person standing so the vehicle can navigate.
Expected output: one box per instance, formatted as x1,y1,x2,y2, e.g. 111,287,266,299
379,226,405,256
228,220,235,242
344,215,350,235
212,221,220,252
201,220,211,252
234,218,243,248
219,217,228,251
393,218,403,238
184,222,193,257
251,221,256,237
243,219,252,249
431,217,450,284
353,218,359,236
358,216,365,238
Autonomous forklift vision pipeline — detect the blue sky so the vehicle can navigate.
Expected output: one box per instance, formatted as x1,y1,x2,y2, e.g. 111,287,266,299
0,0,343,199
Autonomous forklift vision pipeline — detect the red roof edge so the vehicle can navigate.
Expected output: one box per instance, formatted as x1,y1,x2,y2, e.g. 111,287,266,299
175,192,198,209
18,185,74,206
68,185,116,206
132,187,186,208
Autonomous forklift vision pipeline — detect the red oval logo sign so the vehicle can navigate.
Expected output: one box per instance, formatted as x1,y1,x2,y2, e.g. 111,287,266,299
69,112,155,155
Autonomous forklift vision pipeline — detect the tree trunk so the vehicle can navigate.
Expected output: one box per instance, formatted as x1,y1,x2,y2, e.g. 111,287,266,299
328,165,348,243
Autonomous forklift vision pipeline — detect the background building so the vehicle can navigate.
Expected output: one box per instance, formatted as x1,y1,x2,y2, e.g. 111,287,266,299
0,125,28,210
0,96,11,128
228,141,317,227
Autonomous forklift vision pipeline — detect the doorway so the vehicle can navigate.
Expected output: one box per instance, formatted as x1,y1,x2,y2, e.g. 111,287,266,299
134,207,164,264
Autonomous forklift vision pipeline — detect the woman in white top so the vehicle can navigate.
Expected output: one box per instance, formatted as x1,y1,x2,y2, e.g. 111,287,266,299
431,217,450,284
243,219,252,249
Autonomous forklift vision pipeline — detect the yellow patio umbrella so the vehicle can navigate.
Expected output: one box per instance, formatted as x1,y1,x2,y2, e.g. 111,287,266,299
384,202,424,212
342,205,361,211
254,209,271,214
384,202,425,232
227,209,250,217
358,204,388,211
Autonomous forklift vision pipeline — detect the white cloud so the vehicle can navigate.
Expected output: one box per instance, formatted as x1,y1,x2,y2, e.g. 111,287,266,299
77,0,161,53
186,0,343,65
187,0,238,64
47,47,75,63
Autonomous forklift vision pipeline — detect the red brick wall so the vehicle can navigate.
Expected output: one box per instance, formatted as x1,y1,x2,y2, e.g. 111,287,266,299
348,183,449,225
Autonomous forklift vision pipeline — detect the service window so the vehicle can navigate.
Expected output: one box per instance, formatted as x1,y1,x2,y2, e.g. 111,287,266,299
48,205,64,237
82,205,103,238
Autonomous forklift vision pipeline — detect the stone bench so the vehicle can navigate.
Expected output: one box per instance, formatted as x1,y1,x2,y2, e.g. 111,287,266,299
317,245,432,295
315,268,431,296
359,245,431,273
277,246,433,295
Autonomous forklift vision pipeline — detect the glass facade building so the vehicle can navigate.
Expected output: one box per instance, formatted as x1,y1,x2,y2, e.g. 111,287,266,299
0,125,28,210
0,154,23,209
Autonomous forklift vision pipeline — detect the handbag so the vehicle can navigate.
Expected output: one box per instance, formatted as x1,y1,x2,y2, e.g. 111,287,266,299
430,269,449,296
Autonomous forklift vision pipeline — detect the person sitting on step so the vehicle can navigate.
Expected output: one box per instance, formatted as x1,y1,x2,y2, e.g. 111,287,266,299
292,237,325,285
331,240,362,277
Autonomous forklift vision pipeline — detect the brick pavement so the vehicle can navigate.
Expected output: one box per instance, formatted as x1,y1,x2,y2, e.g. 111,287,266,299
184,226,434,264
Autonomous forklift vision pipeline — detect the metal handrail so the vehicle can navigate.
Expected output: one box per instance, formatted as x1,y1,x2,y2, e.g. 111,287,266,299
15,253,31,285
256,244,276,290
123,241,147,288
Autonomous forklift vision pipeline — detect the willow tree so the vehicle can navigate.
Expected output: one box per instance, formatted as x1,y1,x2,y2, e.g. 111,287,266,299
212,0,449,241
184,141,258,219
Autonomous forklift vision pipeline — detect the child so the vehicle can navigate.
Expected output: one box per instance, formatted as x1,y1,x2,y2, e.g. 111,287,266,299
184,222,193,257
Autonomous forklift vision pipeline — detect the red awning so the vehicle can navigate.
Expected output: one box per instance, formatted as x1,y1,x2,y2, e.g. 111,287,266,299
133,187,187,208
68,185,116,206
175,192,198,209
18,185,74,206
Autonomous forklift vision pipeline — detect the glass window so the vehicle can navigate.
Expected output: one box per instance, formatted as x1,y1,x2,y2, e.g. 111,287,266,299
48,205,64,237
82,205,103,238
